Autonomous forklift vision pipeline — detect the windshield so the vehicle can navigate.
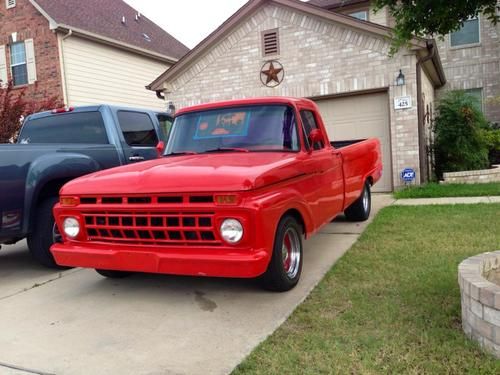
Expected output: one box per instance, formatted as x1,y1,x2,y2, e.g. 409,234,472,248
165,105,299,155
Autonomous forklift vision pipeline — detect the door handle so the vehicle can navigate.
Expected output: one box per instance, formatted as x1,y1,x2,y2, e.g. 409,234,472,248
129,156,145,162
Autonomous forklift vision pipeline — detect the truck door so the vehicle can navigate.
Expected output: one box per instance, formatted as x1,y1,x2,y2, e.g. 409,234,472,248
117,110,160,163
299,110,344,224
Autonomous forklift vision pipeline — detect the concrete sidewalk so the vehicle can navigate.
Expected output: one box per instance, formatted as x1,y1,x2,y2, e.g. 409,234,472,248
393,196,500,206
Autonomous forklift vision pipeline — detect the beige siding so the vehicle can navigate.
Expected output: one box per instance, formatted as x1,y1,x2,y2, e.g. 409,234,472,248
61,36,170,110
368,6,387,26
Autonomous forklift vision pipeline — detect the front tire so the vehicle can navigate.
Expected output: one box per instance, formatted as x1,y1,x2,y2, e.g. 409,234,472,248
95,269,133,278
260,215,303,292
27,196,65,268
344,181,371,221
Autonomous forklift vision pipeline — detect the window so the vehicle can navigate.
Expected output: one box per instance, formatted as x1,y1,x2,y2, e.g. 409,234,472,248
465,88,483,112
156,113,173,140
10,42,28,86
6,0,16,9
262,29,279,57
166,105,299,154
19,112,109,144
450,18,480,47
117,111,158,147
348,10,368,21
300,110,324,150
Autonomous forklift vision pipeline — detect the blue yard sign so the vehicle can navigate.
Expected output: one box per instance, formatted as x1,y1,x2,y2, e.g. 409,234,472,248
401,168,416,182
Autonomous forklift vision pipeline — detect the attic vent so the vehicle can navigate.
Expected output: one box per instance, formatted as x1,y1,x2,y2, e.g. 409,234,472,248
262,28,279,57
6,0,16,9
142,33,151,42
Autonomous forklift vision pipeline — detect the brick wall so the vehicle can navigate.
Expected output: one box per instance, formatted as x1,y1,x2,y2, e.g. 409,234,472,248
163,3,424,189
0,0,63,102
436,11,500,124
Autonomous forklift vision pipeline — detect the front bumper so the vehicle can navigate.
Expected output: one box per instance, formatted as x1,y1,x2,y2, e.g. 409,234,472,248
51,242,270,278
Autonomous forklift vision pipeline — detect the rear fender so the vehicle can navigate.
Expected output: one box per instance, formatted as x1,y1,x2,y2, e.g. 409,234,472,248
24,153,101,233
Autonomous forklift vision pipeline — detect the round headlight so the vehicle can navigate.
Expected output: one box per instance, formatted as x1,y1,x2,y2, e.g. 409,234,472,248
220,218,243,244
63,217,80,238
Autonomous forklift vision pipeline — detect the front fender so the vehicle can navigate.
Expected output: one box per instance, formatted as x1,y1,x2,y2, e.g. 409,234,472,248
250,186,315,243
23,153,101,233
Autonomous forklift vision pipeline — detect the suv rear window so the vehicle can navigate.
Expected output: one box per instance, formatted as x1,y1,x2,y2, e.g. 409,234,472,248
19,112,108,144
117,111,158,147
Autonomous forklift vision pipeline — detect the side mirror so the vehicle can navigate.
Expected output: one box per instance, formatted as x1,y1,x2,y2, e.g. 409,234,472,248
156,141,165,157
308,129,324,149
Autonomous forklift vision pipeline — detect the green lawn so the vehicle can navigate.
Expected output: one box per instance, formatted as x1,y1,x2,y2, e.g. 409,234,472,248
233,204,500,374
394,182,500,199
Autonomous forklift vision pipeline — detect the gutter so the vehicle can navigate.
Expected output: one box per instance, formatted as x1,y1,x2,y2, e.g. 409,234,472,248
416,41,442,183
58,29,72,105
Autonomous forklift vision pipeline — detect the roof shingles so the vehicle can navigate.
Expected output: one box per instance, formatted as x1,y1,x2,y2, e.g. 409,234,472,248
33,0,189,60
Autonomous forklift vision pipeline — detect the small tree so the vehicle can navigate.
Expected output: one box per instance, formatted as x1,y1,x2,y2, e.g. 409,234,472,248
433,91,490,178
0,81,62,143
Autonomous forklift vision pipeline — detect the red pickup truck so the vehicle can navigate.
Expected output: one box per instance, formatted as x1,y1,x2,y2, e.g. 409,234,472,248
51,97,382,291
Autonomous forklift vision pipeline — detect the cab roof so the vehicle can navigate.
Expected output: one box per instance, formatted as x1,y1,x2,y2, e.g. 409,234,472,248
176,97,314,115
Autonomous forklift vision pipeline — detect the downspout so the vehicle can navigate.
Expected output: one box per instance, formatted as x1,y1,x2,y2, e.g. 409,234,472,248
58,29,72,106
416,41,435,183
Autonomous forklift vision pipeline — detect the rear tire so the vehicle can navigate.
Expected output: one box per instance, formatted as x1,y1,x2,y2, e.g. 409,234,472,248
260,215,303,292
95,269,133,278
27,196,65,268
344,182,371,222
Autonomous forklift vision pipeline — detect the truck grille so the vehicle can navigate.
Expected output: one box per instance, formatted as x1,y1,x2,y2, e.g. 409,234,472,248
82,211,220,246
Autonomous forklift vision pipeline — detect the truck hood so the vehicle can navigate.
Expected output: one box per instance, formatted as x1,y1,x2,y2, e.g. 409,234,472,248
61,152,303,195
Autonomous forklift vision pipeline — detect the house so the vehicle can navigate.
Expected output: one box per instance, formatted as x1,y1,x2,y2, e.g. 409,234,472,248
0,0,189,110
147,0,448,191
308,0,500,126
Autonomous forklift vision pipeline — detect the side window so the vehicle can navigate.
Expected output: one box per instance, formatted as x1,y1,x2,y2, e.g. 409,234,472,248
19,112,109,144
117,111,158,147
300,110,324,150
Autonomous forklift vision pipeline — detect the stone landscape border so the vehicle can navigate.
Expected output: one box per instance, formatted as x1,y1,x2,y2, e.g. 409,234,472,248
458,250,500,358
443,165,500,184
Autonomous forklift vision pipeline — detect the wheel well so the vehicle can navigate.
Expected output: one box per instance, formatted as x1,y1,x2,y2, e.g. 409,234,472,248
283,209,306,236
37,179,70,204
29,179,70,231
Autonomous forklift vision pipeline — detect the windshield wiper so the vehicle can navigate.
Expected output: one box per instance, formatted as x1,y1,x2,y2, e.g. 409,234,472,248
165,151,198,156
203,147,249,153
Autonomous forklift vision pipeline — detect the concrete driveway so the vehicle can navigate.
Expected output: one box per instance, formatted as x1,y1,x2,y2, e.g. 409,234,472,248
0,195,392,375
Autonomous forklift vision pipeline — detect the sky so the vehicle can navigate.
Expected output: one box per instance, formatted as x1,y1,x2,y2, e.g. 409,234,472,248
123,0,249,49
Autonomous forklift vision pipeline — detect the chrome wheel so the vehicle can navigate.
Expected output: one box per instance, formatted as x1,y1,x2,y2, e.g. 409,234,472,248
52,222,62,244
281,227,301,279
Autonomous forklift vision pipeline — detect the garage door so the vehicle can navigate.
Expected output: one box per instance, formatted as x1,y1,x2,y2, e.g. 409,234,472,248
314,92,392,192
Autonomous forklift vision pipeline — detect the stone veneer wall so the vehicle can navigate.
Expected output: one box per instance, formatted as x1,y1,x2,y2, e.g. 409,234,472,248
164,3,424,189
458,251,500,358
442,165,500,184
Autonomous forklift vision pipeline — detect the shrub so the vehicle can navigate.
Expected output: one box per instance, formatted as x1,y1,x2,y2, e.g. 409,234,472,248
433,90,490,178
0,81,62,143
480,123,500,165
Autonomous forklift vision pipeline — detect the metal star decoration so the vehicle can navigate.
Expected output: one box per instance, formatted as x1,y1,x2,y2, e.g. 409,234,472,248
260,60,284,87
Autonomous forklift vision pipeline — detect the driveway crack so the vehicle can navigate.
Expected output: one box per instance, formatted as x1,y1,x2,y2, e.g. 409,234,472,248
0,360,55,375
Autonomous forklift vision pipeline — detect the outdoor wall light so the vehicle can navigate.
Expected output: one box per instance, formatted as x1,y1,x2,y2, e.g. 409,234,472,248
396,70,405,86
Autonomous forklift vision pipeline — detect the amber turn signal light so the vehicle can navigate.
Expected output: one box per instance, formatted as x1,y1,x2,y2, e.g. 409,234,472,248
60,197,79,207
214,194,240,205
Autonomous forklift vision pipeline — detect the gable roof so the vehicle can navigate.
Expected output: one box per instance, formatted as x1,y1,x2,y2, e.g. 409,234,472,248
147,0,429,91
30,0,189,62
